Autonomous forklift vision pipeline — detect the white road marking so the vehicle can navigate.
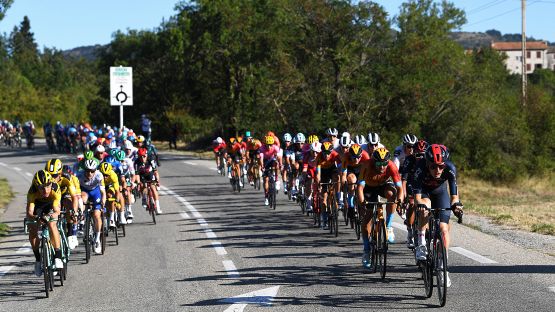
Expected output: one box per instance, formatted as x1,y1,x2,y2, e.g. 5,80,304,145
222,286,280,312
184,161,198,166
25,172,33,177
0,265,14,277
204,229,217,239
548,286,555,293
450,247,497,264
222,260,240,278
210,168,217,171
211,242,227,255
13,167,22,171
0,162,6,167
180,212,190,219
192,211,203,219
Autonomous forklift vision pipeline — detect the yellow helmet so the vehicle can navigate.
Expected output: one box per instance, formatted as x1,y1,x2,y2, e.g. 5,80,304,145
236,136,243,143
322,141,333,154
136,135,145,143
99,162,113,175
33,170,53,187
45,159,62,176
372,147,390,162
264,135,275,145
229,137,236,144
307,134,319,144
349,144,363,158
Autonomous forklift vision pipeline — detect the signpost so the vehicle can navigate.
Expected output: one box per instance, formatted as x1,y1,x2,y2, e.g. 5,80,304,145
110,66,133,129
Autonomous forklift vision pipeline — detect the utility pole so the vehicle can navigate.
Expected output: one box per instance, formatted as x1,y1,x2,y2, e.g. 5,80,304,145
522,0,527,107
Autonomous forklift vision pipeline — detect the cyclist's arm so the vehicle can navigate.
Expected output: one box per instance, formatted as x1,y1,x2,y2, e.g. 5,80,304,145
26,201,35,219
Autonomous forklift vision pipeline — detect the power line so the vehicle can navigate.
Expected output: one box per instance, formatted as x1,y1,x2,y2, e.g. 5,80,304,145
466,0,509,15
466,0,539,27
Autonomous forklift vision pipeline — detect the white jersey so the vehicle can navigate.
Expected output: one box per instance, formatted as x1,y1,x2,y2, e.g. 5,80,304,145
77,171,105,192
120,157,135,176
393,145,406,170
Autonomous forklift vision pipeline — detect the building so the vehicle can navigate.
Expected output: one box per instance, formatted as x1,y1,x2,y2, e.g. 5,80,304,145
491,41,548,74
547,47,555,71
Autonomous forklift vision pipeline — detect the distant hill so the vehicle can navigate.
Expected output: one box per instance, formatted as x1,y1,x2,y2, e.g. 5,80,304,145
450,30,555,50
62,44,105,62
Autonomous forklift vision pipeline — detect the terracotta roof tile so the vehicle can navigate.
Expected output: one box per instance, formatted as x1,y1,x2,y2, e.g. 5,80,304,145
491,41,548,51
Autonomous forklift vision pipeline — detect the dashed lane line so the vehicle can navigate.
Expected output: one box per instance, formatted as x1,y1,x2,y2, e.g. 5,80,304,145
13,167,22,171
222,260,240,278
0,266,14,277
184,161,198,166
211,242,228,255
25,172,32,177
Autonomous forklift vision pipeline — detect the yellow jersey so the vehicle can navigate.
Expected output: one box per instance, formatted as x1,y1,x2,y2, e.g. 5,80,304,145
103,171,120,190
26,182,62,210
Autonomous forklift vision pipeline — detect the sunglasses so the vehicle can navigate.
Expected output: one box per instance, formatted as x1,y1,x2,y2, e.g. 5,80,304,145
350,154,362,160
38,183,52,190
51,173,60,179
404,144,414,149
428,163,446,170
86,169,96,173
375,161,388,167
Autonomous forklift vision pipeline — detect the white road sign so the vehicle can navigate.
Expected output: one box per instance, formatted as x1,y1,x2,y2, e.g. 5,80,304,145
110,66,133,106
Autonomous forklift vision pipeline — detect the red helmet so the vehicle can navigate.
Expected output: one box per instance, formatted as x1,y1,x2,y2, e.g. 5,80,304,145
138,148,148,157
416,139,428,154
425,144,446,165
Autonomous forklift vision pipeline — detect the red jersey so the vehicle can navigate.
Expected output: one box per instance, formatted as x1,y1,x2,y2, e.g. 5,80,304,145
358,159,401,187
341,150,370,172
317,150,341,170
212,142,227,153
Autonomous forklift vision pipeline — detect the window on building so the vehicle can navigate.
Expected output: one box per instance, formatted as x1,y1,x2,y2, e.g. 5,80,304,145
527,51,531,58
537,51,541,58
527,64,531,71
535,64,542,70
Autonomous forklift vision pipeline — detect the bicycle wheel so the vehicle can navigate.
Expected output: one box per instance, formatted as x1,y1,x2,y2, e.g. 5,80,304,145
423,255,434,298
370,211,378,273
101,214,107,255
237,176,241,193
378,220,388,280
436,233,448,307
332,195,339,237
41,238,50,298
84,212,91,263
150,194,157,225
114,213,119,246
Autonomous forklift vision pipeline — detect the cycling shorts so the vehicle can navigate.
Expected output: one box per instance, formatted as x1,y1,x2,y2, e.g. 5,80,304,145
420,181,451,224
84,186,104,211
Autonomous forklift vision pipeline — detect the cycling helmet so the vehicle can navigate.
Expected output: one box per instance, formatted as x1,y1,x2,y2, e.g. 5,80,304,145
84,151,94,160
341,131,350,138
236,136,243,143
45,158,62,176
283,133,292,142
84,159,98,170
138,147,148,157
99,162,112,175
340,135,352,148
124,140,133,150
372,147,391,162
216,137,223,144
326,128,338,136
416,139,428,154
440,144,450,160
402,134,418,145
367,132,380,145
33,170,53,187
136,135,145,143
229,137,236,144
116,150,126,161
245,131,251,138
310,142,321,153
425,144,447,165
95,145,105,153
354,135,366,145
349,144,363,158
264,135,275,145
322,141,333,154
295,133,306,144
109,148,118,157
307,134,319,144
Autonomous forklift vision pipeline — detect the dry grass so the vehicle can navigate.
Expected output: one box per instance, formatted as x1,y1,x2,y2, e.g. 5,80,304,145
0,178,13,237
459,174,555,235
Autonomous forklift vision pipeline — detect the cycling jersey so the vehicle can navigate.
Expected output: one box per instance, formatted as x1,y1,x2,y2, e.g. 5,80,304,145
316,151,340,170
77,171,105,192
227,142,242,156
135,158,158,181
400,154,425,194
103,170,120,192
58,175,78,198
413,159,457,196
27,183,62,212
213,141,227,153
358,159,401,188
258,144,279,162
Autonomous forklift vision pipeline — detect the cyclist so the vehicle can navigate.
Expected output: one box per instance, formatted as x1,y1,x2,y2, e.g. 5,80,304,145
301,137,320,213
393,133,418,170
45,159,80,250
259,135,280,206
323,128,339,149
267,131,282,191
341,144,370,219
77,159,106,254
99,162,127,227
281,133,294,195
245,135,262,186
27,170,64,276
134,147,162,214
315,141,341,228
353,134,366,146
212,137,227,174
116,150,136,222
400,139,428,248
357,147,404,269
414,144,463,287
363,132,384,156
226,137,243,186
237,136,248,183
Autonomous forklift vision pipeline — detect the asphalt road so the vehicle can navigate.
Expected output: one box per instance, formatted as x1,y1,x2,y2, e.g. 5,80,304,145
0,144,554,311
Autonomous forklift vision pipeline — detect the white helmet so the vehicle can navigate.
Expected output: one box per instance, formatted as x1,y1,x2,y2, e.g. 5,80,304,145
109,141,117,149
326,128,338,136
283,133,292,142
84,159,97,170
354,135,366,145
341,132,350,139
216,137,223,144
368,132,380,145
95,145,105,153
295,133,306,144
402,134,418,145
340,135,352,148
310,142,321,152
124,140,134,150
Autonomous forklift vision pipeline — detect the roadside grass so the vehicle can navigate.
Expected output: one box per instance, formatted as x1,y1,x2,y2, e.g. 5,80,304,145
0,178,14,237
460,174,555,235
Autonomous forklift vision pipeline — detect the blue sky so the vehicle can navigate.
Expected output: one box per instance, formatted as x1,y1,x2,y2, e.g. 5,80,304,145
0,0,553,51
